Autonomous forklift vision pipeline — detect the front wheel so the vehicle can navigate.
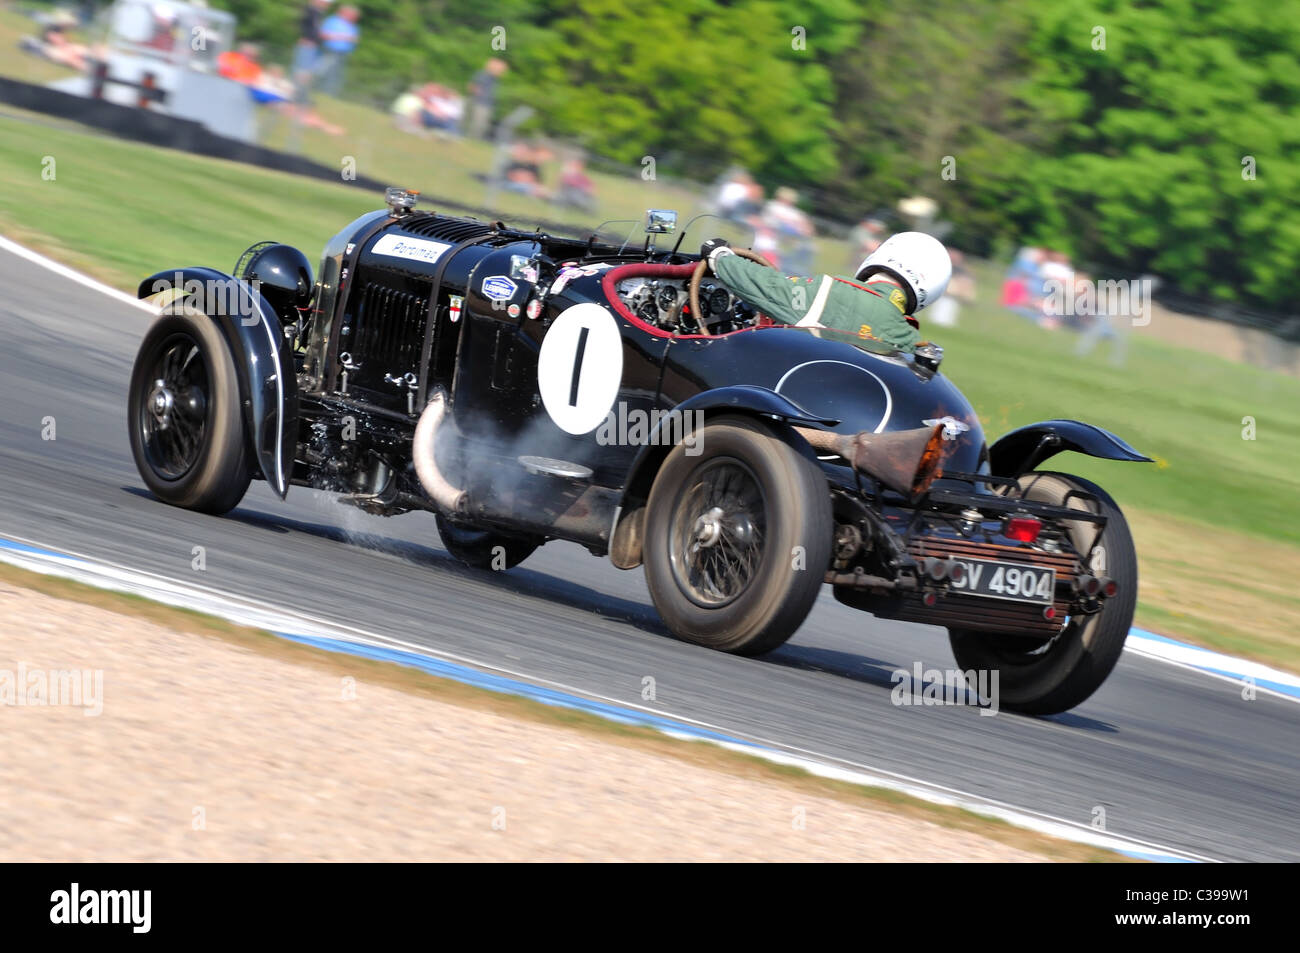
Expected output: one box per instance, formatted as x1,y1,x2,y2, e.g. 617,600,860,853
127,309,251,515
642,415,833,656
949,471,1138,715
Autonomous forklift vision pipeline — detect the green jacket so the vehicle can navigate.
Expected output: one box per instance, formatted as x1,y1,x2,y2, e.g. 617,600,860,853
713,254,921,353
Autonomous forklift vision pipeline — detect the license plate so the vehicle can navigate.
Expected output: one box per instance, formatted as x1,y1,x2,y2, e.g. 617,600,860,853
947,558,1055,604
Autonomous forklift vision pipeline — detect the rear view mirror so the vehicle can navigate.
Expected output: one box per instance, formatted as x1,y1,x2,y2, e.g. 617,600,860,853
645,209,678,234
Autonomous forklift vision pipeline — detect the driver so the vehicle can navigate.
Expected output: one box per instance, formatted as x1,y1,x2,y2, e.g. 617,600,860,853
699,231,952,352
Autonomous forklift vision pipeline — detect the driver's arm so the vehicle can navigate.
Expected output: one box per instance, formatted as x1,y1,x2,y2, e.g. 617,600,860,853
711,254,825,326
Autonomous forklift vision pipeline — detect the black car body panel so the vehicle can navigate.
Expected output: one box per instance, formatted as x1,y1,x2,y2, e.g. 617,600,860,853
988,419,1153,477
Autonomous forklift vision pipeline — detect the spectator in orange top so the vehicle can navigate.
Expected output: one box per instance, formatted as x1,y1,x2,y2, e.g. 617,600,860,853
218,44,263,85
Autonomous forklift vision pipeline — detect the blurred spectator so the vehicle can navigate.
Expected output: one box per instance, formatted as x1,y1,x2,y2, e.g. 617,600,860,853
391,86,424,133
502,140,551,199
715,169,761,224
1002,246,1044,320
218,42,342,135
928,249,974,327
1039,250,1074,329
1074,272,1127,366
556,154,596,213
420,83,464,133
218,43,262,85
19,10,89,72
146,2,178,52
747,215,780,266
251,64,296,106
315,5,360,96
849,216,885,267
897,194,939,231
764,186,815,275
467,58,507,140
293,0,332,95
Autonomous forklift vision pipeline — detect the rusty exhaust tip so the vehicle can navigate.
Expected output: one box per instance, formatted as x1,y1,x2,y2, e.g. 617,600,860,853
910,424,949,497
793,423,954,499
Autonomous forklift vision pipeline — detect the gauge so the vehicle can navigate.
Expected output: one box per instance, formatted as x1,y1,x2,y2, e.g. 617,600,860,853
707,287,731,316
657,284,679,312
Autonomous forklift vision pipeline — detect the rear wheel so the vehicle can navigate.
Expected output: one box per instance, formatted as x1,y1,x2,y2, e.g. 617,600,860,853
435,513,540,570
643,416,833,655
127,309,251,515
949,471,1138,714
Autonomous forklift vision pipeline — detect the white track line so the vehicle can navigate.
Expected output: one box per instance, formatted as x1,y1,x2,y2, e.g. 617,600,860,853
0,233,152,312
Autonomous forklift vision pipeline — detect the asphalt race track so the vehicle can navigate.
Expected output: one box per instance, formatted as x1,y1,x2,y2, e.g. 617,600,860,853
0,244,1295,861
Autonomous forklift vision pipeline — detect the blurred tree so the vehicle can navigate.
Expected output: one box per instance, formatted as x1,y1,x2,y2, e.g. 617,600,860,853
1015,0,1300,301
826,0,1039,253
517,0,845,185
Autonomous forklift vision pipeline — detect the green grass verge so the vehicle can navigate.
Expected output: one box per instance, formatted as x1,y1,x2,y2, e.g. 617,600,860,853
0,108,1297,671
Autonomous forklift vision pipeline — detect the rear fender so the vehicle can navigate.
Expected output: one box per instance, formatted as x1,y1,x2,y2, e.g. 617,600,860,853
987,419,1151,478
138,267,296,498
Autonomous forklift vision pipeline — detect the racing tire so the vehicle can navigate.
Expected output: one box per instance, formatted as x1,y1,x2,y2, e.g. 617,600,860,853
435,513,540,570
128,309,251,515
948,471,1138,715
643,415,833,656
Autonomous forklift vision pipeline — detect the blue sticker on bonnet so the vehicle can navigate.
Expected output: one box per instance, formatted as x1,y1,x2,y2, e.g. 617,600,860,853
481,275,517,301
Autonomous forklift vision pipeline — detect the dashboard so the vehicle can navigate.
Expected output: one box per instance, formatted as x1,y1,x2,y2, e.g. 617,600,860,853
613,275,758,335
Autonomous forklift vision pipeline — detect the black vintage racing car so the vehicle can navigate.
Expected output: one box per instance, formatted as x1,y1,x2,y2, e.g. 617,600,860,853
127,189,1150,714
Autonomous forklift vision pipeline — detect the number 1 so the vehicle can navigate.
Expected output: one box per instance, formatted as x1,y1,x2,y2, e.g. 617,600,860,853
569,326,590,406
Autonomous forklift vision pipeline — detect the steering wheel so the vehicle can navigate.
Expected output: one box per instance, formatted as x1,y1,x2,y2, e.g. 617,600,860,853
687,248,777,333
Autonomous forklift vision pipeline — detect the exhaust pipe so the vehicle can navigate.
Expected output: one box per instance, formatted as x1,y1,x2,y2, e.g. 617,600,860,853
412,391,469,514
795,423,953,498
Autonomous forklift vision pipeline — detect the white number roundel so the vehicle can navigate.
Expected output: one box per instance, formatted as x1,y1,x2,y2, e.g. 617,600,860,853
537,303,624,434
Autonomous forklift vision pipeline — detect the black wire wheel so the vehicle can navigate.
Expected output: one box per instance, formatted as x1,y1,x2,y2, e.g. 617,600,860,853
949,471,1138,715
668,458,766,609
127,309,251,514
643,415,833,656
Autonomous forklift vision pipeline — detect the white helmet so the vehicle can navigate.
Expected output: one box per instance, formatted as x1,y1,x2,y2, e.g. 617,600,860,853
855,231,952,312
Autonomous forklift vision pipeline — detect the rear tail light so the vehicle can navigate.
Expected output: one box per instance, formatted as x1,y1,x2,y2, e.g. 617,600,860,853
1102,578,1119,598
925,557,949,581
1003,516,1042,543
947,561,967,584
1081,576,1102,597
1043,606,1058,621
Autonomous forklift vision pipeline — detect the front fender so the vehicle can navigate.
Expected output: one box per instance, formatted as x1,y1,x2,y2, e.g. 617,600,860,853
618,385,835,508
987,419,1151,477
138,267,296,498
667,384,840,428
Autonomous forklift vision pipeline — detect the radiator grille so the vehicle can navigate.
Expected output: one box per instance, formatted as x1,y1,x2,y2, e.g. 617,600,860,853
400,214,494,243
350,280,428,375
